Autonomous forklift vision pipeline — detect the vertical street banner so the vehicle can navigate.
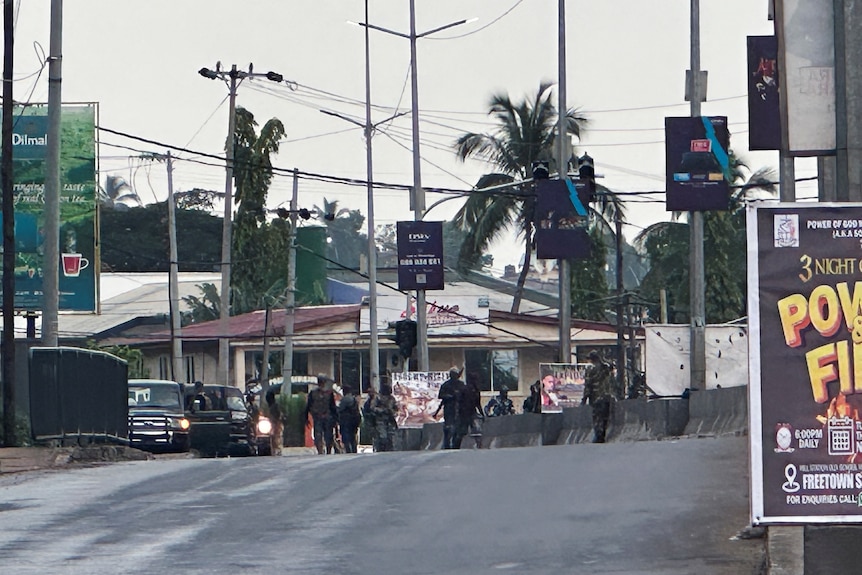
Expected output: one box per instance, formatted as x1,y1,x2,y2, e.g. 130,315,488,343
0,104,98,311
747,35,781,151
665,116,731,212
396,220,444,291
391,370,448,428
534,179,591,260
775,0,836,154
748,203,862,524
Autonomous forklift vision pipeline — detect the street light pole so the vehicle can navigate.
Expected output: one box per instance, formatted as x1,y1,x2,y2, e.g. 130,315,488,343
198,63,288,386
557,0,571,365
355,2,473,372
364,0,379,391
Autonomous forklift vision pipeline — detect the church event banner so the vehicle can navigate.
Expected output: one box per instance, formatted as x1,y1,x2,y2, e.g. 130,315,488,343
0,104,98,311
748,203,862,524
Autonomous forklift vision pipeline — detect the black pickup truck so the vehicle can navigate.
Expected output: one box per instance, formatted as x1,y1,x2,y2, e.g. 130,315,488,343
184,384,272,457
127,379,191,453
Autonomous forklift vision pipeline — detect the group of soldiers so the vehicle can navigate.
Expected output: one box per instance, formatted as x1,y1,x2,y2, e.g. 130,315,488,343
435,367,517,450
303,374,399,454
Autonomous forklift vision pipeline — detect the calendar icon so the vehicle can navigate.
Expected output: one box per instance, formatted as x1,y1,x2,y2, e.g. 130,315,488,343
828,416,855,456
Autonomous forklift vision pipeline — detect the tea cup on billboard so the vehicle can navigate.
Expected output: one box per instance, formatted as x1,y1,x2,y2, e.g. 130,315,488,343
62,253,89,277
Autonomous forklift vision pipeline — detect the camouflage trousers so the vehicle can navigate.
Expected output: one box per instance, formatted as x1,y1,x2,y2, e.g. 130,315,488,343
373,421,397,452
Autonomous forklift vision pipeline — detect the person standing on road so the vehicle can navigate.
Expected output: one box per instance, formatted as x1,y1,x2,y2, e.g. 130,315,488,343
485,385,516,417
370,383,399,452
462,372,485,449
434,367,466,449
581,350,615,443
304,375,338,454
265,388,284,456
337,384,362,454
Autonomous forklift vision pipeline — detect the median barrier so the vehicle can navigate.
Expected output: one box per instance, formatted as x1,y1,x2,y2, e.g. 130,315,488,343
397,427,423,451
683,386,748,437
541,412,563,445
607,397,689,441
420,421,444,450
557,405,595,444
482,413,543,449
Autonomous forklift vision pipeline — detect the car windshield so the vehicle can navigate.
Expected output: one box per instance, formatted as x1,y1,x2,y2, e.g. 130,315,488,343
129,384,182,409
225,388,246,412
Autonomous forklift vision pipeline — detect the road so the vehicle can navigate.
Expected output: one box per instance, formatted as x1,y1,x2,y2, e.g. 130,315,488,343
0,436,764,575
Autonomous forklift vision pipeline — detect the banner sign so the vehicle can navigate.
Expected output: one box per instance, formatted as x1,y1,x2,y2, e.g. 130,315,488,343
534,179,591,260
0,104,98,311
361,294,489,336
748,203,862,524
665,116,730,212
391,370,448,428
747,36,781,151
538,363,589,412
396,220,444,291
776,0,836,154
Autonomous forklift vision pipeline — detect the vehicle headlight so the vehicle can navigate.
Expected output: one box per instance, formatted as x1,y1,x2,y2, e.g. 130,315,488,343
178,418,190,431
169,417,191,431
257,417,273,435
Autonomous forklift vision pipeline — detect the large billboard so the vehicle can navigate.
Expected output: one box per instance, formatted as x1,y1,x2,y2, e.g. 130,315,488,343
775,0,836,154
748,203,862,524
0,104,98,311
665,116,730,212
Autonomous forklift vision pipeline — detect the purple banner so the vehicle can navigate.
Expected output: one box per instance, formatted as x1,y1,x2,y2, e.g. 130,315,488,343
396,221,444,291
748,36,781,151
534,179,591,260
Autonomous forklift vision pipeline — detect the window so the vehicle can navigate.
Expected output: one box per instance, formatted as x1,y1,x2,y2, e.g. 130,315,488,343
158,356,169,380
464,349,519,392
184,356,195,384
334,350,387,392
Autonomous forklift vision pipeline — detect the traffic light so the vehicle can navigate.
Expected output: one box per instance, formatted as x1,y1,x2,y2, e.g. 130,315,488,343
395,319,417,359
578,152,596,201
531,161,550,180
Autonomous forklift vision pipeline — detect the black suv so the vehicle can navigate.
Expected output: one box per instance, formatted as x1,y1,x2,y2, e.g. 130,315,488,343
184,384,271,457
128,379,191,453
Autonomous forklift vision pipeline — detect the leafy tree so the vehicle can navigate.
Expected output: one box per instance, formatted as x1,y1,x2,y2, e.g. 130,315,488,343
634,155,777,324
181,282,221,326
230,107,289,315
452,81,588,313
312,197,367,270
89,343,149,378
571,226,611,321
175,188,220,211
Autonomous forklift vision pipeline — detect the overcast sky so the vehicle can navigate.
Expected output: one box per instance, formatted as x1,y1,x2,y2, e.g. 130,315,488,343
7,0,810,273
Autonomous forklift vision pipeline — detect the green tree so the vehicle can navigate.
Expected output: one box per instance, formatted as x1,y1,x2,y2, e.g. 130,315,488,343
181,282,221,326
634,156,777,323
452,81,588,313
230,107,289,315
313,197,367,270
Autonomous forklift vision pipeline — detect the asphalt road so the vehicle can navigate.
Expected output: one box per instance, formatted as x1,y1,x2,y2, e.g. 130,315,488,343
0,436,764,575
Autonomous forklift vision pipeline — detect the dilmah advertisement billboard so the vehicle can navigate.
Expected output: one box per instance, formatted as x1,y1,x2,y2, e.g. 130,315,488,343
0,104,98,311
748,203,862,524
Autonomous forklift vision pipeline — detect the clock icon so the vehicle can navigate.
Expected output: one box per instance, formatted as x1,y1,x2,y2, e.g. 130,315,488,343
776,425,793,451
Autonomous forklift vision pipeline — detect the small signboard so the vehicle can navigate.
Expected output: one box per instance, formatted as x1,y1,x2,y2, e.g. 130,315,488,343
748,203,862,524
396,221,444,291
534,179,591,260
665,116,730,212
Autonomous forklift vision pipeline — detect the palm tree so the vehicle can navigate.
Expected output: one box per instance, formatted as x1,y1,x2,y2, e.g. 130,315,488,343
634,154,777,323
312,197,367,269
453,81,588,313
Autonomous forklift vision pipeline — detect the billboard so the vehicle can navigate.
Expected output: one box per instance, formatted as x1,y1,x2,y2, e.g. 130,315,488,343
748,203,862,524
361,293,489,336
665,116,730,212
775,0,836,154
534,179,591,260
747,36,781,151
396,220,444,291
0,104,98,311
538,362,588,411
390,370,448,428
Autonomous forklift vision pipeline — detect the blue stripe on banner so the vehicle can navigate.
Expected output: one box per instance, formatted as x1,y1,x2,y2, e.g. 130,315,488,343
565,178,588,216
700,116,730,179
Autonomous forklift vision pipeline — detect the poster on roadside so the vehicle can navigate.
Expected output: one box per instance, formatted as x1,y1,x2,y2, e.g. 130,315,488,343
538,363,589,412
0,104,98,311
391,371,448,428
748,203,862,524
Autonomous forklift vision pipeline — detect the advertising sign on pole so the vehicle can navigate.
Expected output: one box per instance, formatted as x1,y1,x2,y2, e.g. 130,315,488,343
747,35,781,151
748,203,862,524
534,179,591,260
396,220,444,291
665,116,730,212
391,370,448,428
0,104,98,311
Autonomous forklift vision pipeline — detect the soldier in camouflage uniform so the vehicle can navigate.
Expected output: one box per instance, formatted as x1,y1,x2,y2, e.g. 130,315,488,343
581,350,614,443
370,384,399,452
484,385,516,417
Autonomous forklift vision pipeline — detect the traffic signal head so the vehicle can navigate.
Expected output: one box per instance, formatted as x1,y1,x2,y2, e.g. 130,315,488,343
532,161,550,180
395,319,417,358
577,152,596,201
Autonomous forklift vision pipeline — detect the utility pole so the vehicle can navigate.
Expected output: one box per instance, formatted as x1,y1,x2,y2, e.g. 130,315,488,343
557,0,571,364
615,213,625,398
166,152,183,383
198,63,286,386
282,169,299,396
688,0,706,391
2,0,15,445
42,0,63,347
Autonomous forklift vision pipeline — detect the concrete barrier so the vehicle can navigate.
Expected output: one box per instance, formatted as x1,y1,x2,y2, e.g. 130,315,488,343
683,386,748,437
420,422,444,450
608,397,689,441
482,413,544,449
557,405,597,445
397,428,423,451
